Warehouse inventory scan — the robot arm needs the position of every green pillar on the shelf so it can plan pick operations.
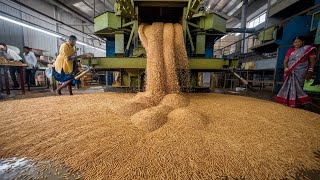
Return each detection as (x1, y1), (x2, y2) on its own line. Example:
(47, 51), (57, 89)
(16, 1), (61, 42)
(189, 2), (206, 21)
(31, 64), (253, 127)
(196, 32), (206, 56)
(115, 31), (124, 57)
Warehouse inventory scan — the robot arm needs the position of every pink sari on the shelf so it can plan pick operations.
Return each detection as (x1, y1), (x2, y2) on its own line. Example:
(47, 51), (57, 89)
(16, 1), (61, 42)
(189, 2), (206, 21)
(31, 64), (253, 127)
(275, 45), (317, 107)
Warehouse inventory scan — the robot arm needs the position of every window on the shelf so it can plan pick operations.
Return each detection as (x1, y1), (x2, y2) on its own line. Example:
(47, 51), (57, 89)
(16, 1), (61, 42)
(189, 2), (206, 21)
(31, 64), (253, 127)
(260, 13), (266, 24)
(247, 11), (266, 28)
(254, 18), (260, 27)
(248, 21), (254, 28)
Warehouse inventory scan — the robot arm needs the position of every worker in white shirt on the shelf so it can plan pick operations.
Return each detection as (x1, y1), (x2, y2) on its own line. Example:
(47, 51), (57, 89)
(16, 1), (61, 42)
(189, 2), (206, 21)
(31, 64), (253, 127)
(23, 46), (37, 86)
(0, 43), (23, 88)
(0, 46), (13, 60)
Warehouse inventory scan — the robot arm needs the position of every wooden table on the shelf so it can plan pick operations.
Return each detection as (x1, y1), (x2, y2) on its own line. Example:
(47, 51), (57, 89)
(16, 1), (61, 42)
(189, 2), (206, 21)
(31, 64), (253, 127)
(0, 63), (27, 95)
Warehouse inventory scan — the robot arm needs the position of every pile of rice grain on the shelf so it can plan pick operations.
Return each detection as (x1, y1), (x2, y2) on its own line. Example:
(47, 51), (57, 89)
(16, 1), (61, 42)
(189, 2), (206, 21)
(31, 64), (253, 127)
(131, 105), (173, 132)
(160, 93), (189, 109)
(167, 108), (207, 130)
(0, 93), (320, 179)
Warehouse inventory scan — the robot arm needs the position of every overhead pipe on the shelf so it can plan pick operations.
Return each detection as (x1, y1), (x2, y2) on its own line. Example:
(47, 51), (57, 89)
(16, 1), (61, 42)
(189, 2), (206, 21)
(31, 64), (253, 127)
(226, 28), (255, 33)
(82, 0), (101, 14)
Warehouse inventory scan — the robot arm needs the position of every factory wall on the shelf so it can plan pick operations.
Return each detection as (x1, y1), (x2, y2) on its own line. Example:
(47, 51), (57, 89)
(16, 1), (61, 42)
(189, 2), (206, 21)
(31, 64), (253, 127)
(0, 0), (105, 58)
(214, 35), (239, 56)
(56, 11), (105, 57)
(0, 0), (58, 57)
(22, 10), (58, 57)
(0, 0), (24, 51)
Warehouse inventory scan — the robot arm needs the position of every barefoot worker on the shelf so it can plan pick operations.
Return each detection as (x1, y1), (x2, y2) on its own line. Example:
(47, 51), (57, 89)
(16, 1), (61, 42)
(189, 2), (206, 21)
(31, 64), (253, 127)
(53, 35), (78, 95)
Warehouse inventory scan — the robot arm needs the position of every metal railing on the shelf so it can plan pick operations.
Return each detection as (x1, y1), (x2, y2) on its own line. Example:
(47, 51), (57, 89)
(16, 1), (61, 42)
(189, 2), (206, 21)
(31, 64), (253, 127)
(214, 33), (261, 58)
(214, 3), (320, 59)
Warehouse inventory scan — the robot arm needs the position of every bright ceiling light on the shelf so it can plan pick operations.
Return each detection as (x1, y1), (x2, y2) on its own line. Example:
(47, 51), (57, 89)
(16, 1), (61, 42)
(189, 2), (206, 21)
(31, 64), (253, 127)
(227, 1), (243, 16)
(0, 15), (62, 38)
(0, 15), (106, 52)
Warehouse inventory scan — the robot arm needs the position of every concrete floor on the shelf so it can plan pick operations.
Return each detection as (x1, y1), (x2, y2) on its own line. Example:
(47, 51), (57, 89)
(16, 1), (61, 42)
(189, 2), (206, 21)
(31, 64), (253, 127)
(0, 157), (82, 179)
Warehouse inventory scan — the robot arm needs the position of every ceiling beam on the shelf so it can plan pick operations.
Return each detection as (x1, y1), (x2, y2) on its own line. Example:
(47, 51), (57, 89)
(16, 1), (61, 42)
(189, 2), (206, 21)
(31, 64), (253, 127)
(222, 0), (241, 13)
(9, 0), (105, 42)
(44, 0), (93, 23)
(65, 0), (82, 5)
(60, 23), (93, 26)
(209, 0), (223, 12)
(95, 0), (114, 11)
(219, 0), (236, 12)
(82, 0), (102, 14)
(213, 0), (228, 12)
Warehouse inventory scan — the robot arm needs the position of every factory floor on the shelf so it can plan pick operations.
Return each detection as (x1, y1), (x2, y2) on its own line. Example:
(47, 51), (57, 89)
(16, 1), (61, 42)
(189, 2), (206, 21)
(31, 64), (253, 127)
(0, 85), (105, 101)
(219, 87), (320, 114)
(0, 85), (319, 179)
(0, 85), (319, 114)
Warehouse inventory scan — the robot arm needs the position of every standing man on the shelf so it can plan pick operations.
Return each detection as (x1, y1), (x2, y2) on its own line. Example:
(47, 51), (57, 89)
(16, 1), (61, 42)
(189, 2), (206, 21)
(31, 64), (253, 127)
(0, 43), (22, 88)
(23, 46), (37, 86)
(53, 35), (78, 95)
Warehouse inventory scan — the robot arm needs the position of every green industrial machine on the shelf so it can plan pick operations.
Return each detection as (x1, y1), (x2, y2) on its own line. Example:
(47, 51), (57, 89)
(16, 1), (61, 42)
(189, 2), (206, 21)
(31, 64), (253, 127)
(83, 0), (237, 88)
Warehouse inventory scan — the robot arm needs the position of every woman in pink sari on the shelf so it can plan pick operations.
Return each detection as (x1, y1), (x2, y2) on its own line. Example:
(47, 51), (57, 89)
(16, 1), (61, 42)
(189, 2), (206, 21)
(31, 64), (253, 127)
(275, 36), (317, 107)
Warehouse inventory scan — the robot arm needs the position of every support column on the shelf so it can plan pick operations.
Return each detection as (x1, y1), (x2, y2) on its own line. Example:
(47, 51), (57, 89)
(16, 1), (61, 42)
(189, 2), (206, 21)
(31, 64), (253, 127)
(241, 0), (248, 53)
(115, 31), (124, 57)
(196, 32), (206, 56)
(134, 7), (139, 48)
(182, 7), (188, 43)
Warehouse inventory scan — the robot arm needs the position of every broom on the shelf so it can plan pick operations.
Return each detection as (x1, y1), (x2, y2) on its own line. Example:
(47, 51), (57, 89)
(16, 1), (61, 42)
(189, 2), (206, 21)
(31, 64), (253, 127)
(228, 67), (256, 92)
(74, 65), (91, 80)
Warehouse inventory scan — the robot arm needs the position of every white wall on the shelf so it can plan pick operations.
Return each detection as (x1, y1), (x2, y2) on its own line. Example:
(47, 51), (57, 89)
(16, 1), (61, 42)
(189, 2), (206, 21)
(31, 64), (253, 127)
(0, 0), (105, 58)
(0, 0), (24, 52)
(22, 10), (58, 56)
